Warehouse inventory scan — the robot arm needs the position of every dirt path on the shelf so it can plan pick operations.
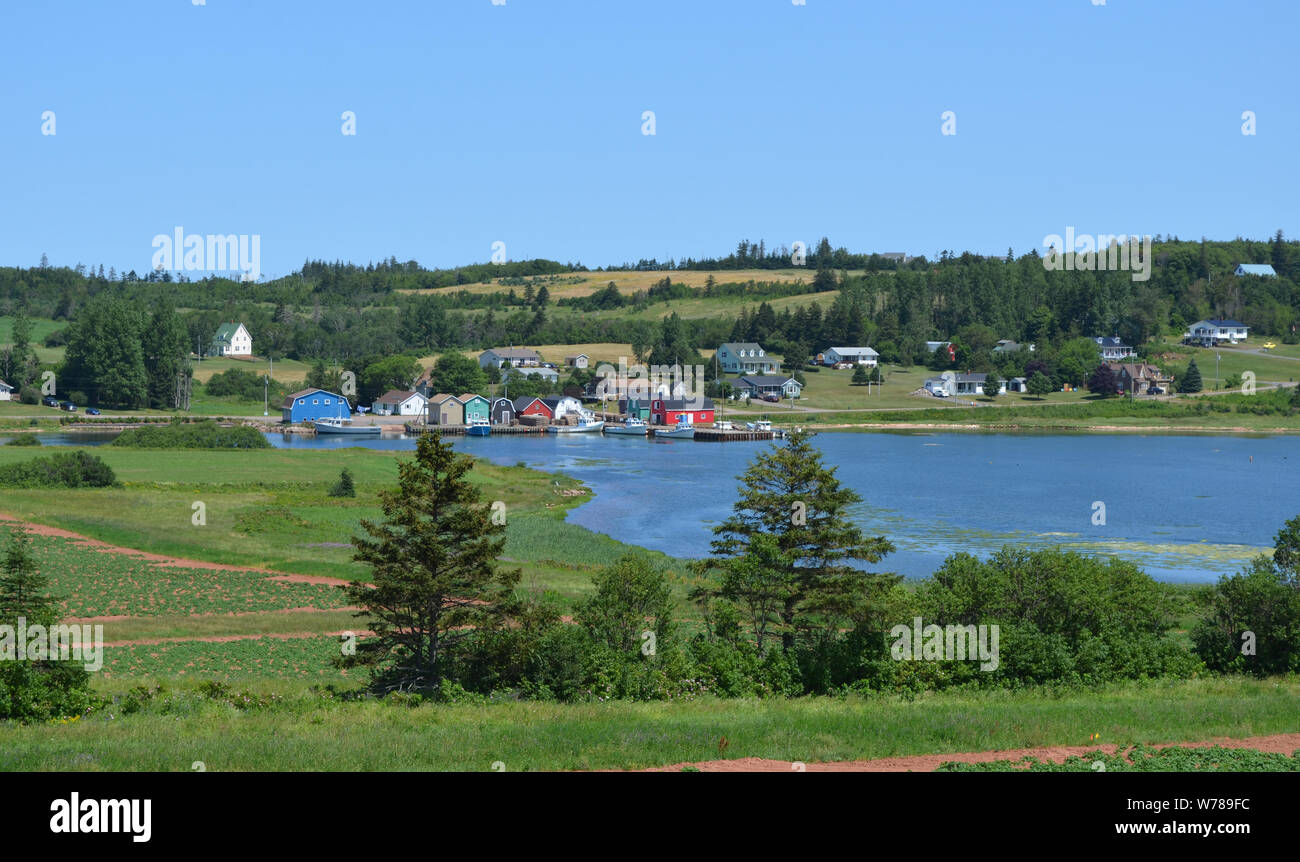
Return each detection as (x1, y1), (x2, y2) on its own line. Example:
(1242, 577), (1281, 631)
(0, 513), (357, 587)
(639, 732), (1300, 771)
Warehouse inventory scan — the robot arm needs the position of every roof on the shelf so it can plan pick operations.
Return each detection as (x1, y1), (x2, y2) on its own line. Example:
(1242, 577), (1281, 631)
(490, 396), (515, 407)
(484, 347), (541, 359)
(1191, 318), (1249, 328)
(826, 346), (879, 356)
(212, 322), (244, 343)
(512, 396), (544, 410)
(1092, 336), (1133, 348)
(955, 373), (988, 383)
(1106, 362), (1164, 378)
(993, 340), (1029, 352)
(720, 342), (765, 353)
(375, 389), (421, 405)
(564, 353), (589, 360)
(738, 375), (798, 387)
(0, 380), (11, 390)
(280, 388), (346, 409)
(458, 393), (487, 402)
(1235, 264), (1277, 277)
(652, 397), (716, 410)
(540, 396), (580, 407)
(427, 393), (459, 404)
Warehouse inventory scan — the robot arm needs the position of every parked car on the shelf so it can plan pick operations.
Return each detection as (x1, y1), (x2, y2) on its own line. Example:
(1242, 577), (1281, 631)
(42, 396), (59, 407)
(86, 407), (101, 415)
(60, 401), (77, 412)
(832, 361), (854, 370)
(763, 394), (781, 403)
(1147, 386), (1165, 395)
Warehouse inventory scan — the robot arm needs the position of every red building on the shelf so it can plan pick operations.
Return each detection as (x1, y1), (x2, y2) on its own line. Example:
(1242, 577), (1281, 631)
(512, 396), (552, 419)
(650, 397), (715, 425)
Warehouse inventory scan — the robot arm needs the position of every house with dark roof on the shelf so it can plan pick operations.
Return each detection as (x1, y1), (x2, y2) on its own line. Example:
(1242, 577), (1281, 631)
(1184, 319), (1249, 347)
(281, 388), (351, 423)
(373, 389), (427, 417)
(512, 396), (551, 420)
(716, 342), (779, 375)
(479, 347), (541, 369)
(209, 322), (252, 357)
(1093, 336), (1136, 361)
(489, 397), (516, 425)
(1105, 362), (1173, 395)
(736, 375), (802, 399)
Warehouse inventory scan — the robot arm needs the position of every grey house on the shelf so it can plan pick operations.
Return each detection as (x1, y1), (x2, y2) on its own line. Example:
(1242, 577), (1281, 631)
(716, 342), (779, 375)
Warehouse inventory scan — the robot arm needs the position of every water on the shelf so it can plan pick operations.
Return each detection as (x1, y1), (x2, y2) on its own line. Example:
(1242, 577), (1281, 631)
(24, 429), (1300, 582)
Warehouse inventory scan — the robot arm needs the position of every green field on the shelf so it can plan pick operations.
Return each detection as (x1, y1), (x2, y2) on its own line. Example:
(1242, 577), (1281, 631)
(0, 675), (1293, 771)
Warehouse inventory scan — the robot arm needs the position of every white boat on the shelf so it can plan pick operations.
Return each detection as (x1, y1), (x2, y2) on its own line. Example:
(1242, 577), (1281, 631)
(655, 420), (696, 439)
(466, 416), (492, 436)
(312, 416), (382, 436)
(713, 420), (733, 431)
(547, 416), (605, 433)
(603, 417), (648, 436)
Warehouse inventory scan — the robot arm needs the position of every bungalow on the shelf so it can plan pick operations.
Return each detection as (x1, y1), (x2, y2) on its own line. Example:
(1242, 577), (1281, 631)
(0, 380), (11, 401)
(650, 396), (716, 426)
(209, 322), (252, 357)
(736, 375), (803, 399)
(1235, 263), (1277, 278)
(1106, 362), (1173, 395)
(993, 340), (1035, 354)
(1184, 319), (1249, 347)
(565, 353), (590, 369)
(504, 365), (559, 384)
(489, 397), (516, 425)
(281, 388), (352, 423)
(460, 394), (490, 424)
(373, 389), (428, 417)
(513, 396), (552, 420)
(928, 373), (1005, 397)
(540, 395), (583, 420)
(1093, 336), (1136, 361)
(427, 394), (464, 426)
(821, 347), (879, 367)
(480, 347), (542, 369)
(716, 342), (779, 375)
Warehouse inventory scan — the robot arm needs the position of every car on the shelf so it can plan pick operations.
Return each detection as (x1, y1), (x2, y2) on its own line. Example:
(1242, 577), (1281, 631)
(60, 401), (77, 412)
(86, 407), (101, 415)
(1147, 386), (1165, 395)
(763, 394), (781, 402)
(42, 396), (59, 407)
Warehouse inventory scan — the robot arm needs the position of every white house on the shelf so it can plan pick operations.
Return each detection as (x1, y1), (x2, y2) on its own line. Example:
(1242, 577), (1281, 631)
(373, 389), (428, 417)
(1093, 336), (1136, 361)
(822, 346), (879, 367)
(540, 395), (583, 419)
(925, 373), (1005, 397)
(480, 347), (542, 369)
(565, 353), (590, 369)
(716, 342), (779, 375)
(504, 366), (559, 384)
(1235, 264), (1277, 278)
(210, 322), (252, 357)
(0, 380), (12, 401)
(1184, 319), (1249, 347)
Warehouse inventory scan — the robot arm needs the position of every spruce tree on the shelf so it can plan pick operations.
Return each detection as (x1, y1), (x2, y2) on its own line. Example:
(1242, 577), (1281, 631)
(344, 434), (520, 693)
(1179, 359), (1204, 393)
(707, 430), (896, 650)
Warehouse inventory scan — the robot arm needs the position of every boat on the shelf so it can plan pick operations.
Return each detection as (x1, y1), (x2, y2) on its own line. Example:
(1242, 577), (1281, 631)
(466, 416), (492, 436)
(655, 420), (696, 439)
(713, 420), (733, 431)
(312, 416), (382, 436)
(603, 417), (648, 436)
(546, 416), (605, 433)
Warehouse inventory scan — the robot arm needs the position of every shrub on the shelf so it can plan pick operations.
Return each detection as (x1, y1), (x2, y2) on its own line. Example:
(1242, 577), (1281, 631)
(329, 468), (356, 498)
(112, 420), (270, 449)
(0, 451), (116, 488)
(4, 435), (39, 446)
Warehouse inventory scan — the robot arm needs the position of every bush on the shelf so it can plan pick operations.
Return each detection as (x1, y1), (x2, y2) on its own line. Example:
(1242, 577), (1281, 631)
(112, 420), (270, 449)
(0, 451), (116, 488)
(329, 468), (356, 497)
(3, 435), (39, 446)
(18, 386), (40, 405)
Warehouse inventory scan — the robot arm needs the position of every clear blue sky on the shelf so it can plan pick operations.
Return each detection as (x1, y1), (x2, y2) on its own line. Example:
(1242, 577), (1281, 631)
(2, 0), (1296, 279)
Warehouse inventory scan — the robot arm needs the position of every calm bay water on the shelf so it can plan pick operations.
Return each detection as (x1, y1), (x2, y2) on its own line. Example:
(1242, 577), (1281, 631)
(22, 429), (1300, 582)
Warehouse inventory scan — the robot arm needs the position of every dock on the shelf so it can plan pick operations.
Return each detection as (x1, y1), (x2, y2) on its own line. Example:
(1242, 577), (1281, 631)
(403, 423), (548, 436)
(693, 428), (776, 442)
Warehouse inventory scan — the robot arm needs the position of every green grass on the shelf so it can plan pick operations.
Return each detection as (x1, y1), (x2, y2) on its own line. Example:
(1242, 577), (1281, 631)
(1, 675), (1294, 771)
(938, 745), (1300, 771)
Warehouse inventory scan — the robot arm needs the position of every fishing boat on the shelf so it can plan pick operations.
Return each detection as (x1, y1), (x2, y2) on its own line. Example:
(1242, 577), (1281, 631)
(655, 419), (696, 439)
(546, 415), (605, 433)
(312, 416), (382, 436)
(466, 416), (492, 436)
(603, 417), (648, 436)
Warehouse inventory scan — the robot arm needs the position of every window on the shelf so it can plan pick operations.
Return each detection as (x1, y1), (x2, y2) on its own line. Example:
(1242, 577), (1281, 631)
(324, 399), (331, 405)
(298, 399), (305, 405)
(312, 399), (319, 405)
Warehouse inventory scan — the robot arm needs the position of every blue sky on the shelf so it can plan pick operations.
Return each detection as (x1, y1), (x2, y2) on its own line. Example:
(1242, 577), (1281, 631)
(2, 0), (1296, 278)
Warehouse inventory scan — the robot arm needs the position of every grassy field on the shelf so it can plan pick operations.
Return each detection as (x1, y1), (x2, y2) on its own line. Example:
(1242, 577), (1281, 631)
(0, 675), (1294, 771)
(398, 268), (834, 299)
(0, 315), (68, 364)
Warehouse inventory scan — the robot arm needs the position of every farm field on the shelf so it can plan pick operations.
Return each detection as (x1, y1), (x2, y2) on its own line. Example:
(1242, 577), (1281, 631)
(398, 268), (839, 299)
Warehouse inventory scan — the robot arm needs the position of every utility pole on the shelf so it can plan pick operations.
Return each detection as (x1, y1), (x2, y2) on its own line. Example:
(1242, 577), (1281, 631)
(264, 356), (272, 417)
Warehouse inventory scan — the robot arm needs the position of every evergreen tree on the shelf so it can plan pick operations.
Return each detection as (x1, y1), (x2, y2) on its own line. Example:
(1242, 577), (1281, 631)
(141, 300), (189, 409)
(61, 296), (148, 408)
(707, 431), (896, 650)
(1178, 358), (1204, 393)
(329, 468), (356, 498)
(343, 434), (521, 693)
(982, 371), (1002, 398)
(851, 364), (870, 386)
